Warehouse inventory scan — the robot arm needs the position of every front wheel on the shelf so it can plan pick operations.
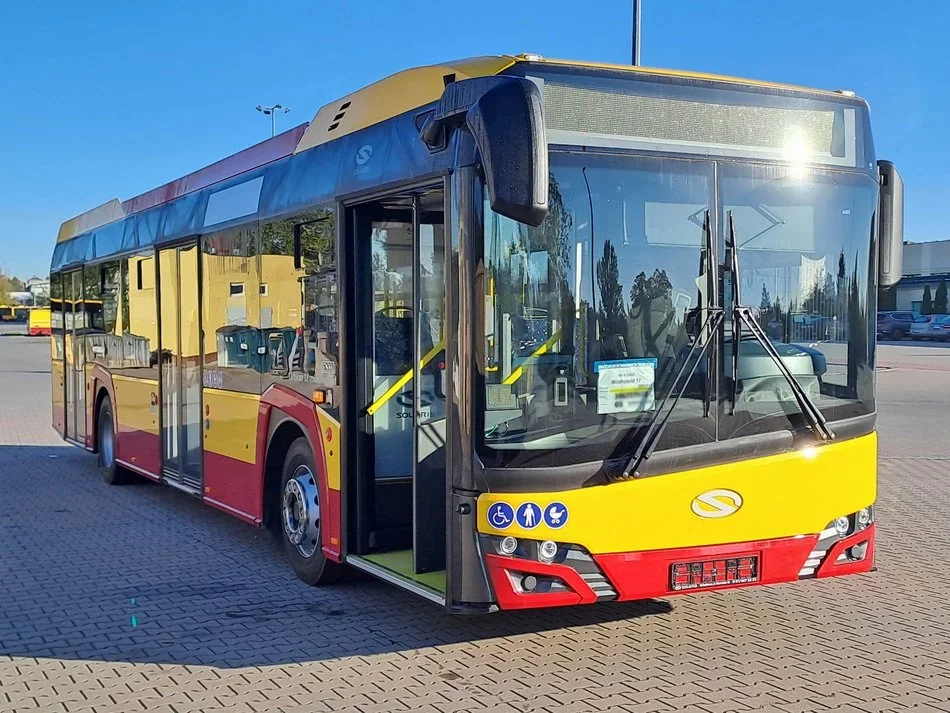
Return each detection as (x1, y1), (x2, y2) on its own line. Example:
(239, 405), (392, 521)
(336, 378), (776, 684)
(97, 398), (128, 485)
(890, 328), (904, 341)
(280, 437), (344, 585)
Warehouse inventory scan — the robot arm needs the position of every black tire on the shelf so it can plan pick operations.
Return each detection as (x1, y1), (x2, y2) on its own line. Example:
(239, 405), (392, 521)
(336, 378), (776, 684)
(279, 437), (344, 585)
(97, 398), (128, 485)
(889, 328), (904, 341)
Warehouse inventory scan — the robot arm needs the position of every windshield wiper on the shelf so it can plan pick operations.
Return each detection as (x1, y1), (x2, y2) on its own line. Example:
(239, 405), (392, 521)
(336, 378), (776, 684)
(608, 211), (723, 480)
(725, 210), (834, 442)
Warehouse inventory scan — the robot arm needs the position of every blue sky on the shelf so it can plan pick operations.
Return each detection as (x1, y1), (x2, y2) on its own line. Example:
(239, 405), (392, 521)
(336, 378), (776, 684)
(0, 0), (946, 278)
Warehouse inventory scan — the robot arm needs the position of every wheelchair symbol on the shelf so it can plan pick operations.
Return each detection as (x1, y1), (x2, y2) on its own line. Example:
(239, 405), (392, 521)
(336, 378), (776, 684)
(489, 502), (514, 530)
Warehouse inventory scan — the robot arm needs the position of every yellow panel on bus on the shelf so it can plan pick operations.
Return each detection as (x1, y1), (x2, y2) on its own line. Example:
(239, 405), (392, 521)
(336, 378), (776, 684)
(477, 433), (877, 554)
(113, 375), (158, 435)
(316, 409), (341, 491)
(203, 388), (260, 464)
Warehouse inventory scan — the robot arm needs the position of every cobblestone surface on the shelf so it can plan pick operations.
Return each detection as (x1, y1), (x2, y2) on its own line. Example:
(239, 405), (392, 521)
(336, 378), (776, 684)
(2, 335), (950, 713)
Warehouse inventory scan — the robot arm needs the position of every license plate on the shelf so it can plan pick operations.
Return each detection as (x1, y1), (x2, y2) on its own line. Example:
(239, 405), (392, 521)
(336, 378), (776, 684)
(670, 555), (759, 591)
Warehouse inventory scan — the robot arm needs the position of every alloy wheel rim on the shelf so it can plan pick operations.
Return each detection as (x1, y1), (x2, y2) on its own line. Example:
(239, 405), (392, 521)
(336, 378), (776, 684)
(282, 465), (320, 558)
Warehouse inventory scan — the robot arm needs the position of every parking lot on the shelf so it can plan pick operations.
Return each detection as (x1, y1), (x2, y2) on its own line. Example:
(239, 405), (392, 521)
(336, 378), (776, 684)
(2, 329), (950, 713)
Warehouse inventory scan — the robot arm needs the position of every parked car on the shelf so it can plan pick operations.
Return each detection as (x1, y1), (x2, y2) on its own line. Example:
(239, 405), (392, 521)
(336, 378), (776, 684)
(910, 314), (950, 341)
(877, 311), (917, 340)
(910, 315), (931, 340)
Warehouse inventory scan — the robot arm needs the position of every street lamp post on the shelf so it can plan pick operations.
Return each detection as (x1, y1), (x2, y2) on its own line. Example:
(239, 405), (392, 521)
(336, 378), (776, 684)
(256, 104), (291, 138)
(632, 0), (641, 66)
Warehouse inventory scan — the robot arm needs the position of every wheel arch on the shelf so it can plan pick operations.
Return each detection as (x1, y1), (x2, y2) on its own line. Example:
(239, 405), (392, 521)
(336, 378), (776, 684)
(90, 367), (117, 455)
(258, 384), (340, 562)
(262, 415), (313, 533)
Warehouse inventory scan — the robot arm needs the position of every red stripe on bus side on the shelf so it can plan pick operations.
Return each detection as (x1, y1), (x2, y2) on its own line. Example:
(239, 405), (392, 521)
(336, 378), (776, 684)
(115, 428), (161, 477)
(203, 450), (263, 523)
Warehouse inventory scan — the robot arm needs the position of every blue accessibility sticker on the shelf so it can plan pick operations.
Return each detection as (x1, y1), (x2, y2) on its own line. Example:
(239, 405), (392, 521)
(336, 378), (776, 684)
(488, 502), (514, 530)
(543, 502), (569, 529)
(516, 502), (542, 530)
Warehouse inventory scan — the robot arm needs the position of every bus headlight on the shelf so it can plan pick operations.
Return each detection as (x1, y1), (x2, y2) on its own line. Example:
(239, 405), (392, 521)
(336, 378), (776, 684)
(499, 536), (518, 555)
(538, 540), (558, 562)
(834, 516), (850, 536)
(857, 507), (872, 528)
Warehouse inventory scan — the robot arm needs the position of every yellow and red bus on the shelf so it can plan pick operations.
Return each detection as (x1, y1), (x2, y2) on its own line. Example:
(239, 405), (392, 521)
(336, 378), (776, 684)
(0, 305), (30, 322)
(50, 54), (903, 612)
(28, 307), (51, 336)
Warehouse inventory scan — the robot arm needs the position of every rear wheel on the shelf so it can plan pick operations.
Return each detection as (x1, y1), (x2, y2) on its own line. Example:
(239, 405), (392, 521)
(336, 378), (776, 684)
(280, 437), (344, 585)
(889, 327), (904, 341)
(97, 398), (128, 485)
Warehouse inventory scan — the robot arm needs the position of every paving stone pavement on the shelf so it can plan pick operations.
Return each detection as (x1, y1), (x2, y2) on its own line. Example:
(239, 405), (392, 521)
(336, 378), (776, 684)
(2, 334), (950, 713)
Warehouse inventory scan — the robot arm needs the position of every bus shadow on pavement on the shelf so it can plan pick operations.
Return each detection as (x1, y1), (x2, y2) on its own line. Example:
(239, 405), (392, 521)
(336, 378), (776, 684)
(0, 444), (673, 669)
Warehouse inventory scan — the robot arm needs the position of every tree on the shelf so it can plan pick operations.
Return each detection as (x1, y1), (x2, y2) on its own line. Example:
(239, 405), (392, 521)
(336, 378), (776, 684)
(0, 271), (13, 304)
(934, 280), (949, 315)
(759, 283), (772, 312)
(878, 285), (898, 311)
(921, 285), (933, 316)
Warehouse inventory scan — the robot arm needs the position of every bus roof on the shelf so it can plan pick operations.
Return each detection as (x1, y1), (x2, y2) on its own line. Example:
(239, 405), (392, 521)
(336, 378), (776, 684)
(56, 53), (857, 246)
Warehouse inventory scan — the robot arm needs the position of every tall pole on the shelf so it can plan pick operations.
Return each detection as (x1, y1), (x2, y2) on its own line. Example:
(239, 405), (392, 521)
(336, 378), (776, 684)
(632, 0), (641, 65)
(256, 104), (290, 138)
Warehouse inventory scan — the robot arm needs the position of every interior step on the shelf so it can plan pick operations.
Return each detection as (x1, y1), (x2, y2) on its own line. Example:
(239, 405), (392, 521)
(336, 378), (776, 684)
(347, 550), (445, 605)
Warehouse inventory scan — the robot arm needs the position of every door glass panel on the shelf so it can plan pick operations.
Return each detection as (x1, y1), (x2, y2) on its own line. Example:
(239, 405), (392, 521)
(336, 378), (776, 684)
(370, 220), (414, 480)
(63, 271), (78, 440)
(72, 271), (86, 441)
(413, 214), (447, 573)
(416, 221), (446, 434)
(159, 245), (203, 488)
(50, 273), (66, 436)
(159, 249), (181, 473)
(178, 246), (202, 483)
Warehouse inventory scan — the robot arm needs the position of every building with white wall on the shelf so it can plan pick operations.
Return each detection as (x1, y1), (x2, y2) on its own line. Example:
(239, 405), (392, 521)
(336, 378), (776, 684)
(894, 240), (950, 312)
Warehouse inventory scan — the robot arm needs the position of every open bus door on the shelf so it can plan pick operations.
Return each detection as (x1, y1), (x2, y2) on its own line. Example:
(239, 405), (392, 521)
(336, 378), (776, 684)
(343, 185), (448, 603)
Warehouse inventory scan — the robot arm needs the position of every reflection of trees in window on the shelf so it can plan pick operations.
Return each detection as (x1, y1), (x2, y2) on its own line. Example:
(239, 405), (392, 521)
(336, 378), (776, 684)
(596, 239), (627, 338)
(120, 261), (129, 335)
(261, 209), (335, 272)
(101, 263), (120, 335)
(82, 265), (103, 333)
(299, 213), (335, 274)
(847, 254), (867, 393)
(529, 177), (575, 353)
(628, 268), (674, 358)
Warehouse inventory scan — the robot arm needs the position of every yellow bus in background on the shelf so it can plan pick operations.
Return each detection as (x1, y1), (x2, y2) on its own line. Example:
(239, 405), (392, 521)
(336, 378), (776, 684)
(0, 305), (30, 322)
(28, 307), (51, 336)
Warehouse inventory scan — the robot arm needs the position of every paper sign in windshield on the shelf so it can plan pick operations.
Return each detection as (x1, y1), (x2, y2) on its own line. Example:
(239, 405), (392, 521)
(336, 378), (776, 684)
(594, 358), (657, 415)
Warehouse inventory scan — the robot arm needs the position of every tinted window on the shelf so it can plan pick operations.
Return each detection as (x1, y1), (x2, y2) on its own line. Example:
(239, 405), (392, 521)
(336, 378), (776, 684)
(259, 207), (339, 410)
(201, 224), (261, 393)
(480, 153), (715, 467)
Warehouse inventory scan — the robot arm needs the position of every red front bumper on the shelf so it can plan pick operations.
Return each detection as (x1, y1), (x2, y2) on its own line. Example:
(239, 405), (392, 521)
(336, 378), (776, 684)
(484, 525), (875, 610)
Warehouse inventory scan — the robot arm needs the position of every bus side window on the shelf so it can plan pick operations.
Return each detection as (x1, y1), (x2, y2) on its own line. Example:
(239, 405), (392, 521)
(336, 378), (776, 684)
(259, 206), (337, 399)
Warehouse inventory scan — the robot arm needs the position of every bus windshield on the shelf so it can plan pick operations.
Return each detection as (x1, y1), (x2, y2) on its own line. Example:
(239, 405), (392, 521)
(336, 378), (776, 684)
(479, 151), (878, 467)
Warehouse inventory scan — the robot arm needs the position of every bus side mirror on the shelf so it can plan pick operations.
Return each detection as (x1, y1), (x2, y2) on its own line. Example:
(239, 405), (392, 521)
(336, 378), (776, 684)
(465, 79), (548, 227)
(421, 76), (549, 227)
(877, 160), (904, 288)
